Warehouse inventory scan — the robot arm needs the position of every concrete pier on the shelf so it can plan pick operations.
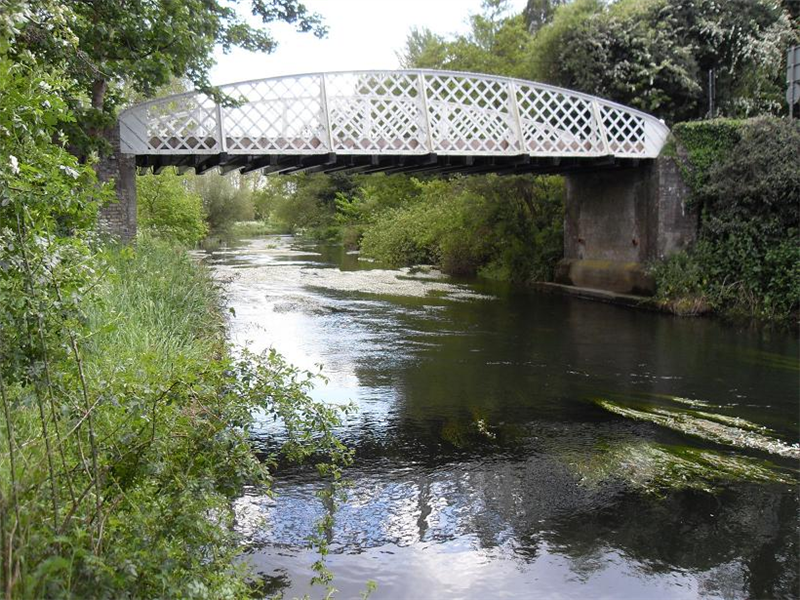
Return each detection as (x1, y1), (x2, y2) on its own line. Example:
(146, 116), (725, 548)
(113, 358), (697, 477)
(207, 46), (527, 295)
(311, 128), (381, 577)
(556, 157), (697, 295)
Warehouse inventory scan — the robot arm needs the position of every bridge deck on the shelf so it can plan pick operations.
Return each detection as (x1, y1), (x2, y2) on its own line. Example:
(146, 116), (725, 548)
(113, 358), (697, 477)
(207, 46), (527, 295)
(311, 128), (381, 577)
(140, 150), (641, 176)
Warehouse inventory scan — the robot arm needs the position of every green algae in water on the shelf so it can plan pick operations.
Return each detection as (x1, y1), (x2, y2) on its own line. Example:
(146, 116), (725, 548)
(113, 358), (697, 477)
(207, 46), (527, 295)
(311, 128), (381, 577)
(669, 396), (719, 409)
(734, 347), (799, 372)
(596, 399), (800, 460)
(567, 441), (795, 494)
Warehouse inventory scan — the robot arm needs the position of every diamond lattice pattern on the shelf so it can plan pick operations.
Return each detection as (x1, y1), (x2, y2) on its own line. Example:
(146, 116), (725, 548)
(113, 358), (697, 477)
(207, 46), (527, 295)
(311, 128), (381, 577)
(423, 75), (519, 154)
(600, 105), (646, 156)
(514, 84), (604, 155)
(325, 72), (426, 153)
(121, 71), (669, 160)
(146, 96), (220, 152)
(222, 75), (326, 153)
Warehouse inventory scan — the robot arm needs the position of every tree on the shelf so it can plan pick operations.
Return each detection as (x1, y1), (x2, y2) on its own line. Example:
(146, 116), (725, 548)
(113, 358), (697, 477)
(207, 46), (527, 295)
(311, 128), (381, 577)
(191, 171), (255, 234)
(524, 0), (797, 122)
(15, 0), (326, 151)
(400, 0), (531, 77)
(398, 27), (449, 69)
(523, 0), (568, 33)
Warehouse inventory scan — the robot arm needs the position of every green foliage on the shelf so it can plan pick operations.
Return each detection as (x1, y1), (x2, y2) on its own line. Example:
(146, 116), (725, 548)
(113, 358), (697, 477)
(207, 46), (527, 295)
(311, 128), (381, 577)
(526, 0), (797, 123)
(405, 0), (795, 124)
(191, 171), (255, 235)
(15, 0), (326, 151)
(671, 119), (745, 197)
(400, 0), (532, 78)
(553, 0), (703, 121)
(1, 236), (352, 598)
(653, 118), (800, 322)
(137, 168), (208, 245)
(700, 118), (800, 239)
(260, 173), (356, 236)
(229, 220), (278, 238)
(525, 0), (604, 87)
(1, 11), (350, 597)
(523, 0), (568, 33)
(359, 175), (565, 282)
(260, 169), (565, 283)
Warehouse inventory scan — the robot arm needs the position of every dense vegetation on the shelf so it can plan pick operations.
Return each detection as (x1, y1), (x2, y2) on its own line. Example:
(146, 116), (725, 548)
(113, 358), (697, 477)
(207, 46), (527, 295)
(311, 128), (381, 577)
(251, 173), (564, 283)
(653, 118), (800, 323)
(0, 2), (350, 597)
(404, 0), (797, 123)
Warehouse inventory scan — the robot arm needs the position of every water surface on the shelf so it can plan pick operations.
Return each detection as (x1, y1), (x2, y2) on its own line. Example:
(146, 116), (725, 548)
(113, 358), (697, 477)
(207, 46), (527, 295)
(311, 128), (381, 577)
(203, 236), (798, 600)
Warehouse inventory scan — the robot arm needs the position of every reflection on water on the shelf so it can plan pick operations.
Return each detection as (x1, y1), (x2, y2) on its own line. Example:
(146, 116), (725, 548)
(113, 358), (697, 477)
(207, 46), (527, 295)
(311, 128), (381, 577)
(202, 236), (799, 600)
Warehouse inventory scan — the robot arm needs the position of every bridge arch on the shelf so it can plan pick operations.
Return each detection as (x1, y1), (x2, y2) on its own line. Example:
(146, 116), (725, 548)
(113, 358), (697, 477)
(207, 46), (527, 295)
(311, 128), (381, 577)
(119, 69), (669, 175)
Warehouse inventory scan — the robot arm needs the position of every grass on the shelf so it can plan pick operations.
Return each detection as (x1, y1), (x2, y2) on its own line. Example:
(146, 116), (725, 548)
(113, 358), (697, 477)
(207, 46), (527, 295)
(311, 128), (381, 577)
(86, 234), (225, 380)
(229, 220), (282, 238)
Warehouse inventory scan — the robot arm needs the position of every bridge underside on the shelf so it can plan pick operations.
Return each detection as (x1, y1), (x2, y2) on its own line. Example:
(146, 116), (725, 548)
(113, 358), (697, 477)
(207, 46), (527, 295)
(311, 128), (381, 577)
(139, 152), (643, 177)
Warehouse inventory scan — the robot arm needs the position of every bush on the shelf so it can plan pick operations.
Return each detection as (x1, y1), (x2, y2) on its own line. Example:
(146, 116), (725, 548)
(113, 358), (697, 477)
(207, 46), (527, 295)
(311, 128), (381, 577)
(359, 175), (564, 282)
(671, 119), (744, 198)
(262, 173), (356, 235)
(137, 168), (208, 245)
(654, 118), (800, 322)
(1, 235), (352, 598)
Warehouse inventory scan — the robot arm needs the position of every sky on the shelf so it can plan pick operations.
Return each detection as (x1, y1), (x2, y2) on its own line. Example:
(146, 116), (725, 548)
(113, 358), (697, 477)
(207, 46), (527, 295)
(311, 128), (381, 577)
(209, 0), (527, 85)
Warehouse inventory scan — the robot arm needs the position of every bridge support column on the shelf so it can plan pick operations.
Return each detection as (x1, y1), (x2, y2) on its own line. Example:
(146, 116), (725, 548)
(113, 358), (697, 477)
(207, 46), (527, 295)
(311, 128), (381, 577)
(555, 157), (696, 295)
(97, 123), (137, 242)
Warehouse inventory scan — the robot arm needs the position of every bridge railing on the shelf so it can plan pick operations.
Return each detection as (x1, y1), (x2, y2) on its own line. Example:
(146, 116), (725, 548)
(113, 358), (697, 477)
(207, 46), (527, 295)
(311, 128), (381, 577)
(119, 70), (669, 160)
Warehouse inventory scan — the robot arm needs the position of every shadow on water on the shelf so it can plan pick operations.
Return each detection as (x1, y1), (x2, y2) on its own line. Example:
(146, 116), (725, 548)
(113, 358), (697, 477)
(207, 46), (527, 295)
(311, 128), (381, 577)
(203, 236), (799, 600)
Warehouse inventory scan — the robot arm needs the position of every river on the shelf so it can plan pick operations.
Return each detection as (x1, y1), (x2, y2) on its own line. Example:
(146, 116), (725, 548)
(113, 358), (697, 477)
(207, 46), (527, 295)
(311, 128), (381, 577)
(202, 235), (798, 600)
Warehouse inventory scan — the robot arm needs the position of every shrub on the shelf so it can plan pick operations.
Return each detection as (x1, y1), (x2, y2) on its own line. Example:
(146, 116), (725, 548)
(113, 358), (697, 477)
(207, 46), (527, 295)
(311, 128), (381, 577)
(1, 235), (352, 598)
(137, 168), (208, 245)
(654, 118), (800, 322)
(671, 119), (745, 199)
(359, 175), (564, 282)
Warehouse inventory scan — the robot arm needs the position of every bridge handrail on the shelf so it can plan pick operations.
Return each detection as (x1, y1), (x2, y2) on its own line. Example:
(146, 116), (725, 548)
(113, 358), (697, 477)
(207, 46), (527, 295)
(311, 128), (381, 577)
(119, 69), (670, 160)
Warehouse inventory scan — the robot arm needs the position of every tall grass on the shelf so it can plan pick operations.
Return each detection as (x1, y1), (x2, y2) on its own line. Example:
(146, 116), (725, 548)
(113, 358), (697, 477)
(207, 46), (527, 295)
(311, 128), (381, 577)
(86, 235), (224, 378)
(1, 232), (352, 598)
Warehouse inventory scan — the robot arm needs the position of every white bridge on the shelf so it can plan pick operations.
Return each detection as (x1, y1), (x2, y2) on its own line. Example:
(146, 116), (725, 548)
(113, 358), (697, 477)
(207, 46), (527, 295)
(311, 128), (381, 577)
(119, 69), (670, 175)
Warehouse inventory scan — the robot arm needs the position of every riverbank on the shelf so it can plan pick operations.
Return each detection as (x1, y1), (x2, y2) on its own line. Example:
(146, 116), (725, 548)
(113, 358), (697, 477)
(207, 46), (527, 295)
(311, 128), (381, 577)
(0, 235), (349, 598)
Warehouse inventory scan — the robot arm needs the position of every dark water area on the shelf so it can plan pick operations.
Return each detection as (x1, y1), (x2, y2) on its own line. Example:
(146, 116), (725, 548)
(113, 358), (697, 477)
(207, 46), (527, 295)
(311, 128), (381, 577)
(200, 236), (799, 600)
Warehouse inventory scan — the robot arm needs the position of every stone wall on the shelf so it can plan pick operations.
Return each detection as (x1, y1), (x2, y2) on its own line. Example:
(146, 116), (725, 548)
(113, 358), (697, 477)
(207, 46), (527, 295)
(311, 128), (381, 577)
(97, 124), (137, 242)
(556, 157), (696, 295)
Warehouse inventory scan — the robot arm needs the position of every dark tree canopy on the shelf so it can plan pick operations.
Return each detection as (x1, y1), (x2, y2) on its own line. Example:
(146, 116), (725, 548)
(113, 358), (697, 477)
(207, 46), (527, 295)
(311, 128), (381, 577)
(523, 0), (567, 33)
(14, 0), (326, 150)
(402, 0), (798, 124)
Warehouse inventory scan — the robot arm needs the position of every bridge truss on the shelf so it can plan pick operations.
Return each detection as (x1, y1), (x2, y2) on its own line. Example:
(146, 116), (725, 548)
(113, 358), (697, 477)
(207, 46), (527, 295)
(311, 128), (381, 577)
(119, 70), (670, 176)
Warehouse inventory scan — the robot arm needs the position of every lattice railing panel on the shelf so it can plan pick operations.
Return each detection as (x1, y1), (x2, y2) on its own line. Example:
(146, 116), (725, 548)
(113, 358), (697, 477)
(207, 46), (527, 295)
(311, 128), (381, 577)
(325, 72), (427, 153)
(423, 74), (520, 154)
(123, 95), (221, 154)
(599, 104), (647, 156)
(119, 70), (670, 160)
(513, 83), (603, 155)
(222, 75), (326, 153)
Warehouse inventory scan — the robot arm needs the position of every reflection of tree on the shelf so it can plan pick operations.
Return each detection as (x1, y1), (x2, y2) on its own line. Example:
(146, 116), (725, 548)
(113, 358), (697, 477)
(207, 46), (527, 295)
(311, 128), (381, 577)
(540, 485), (798, 598)
(246, 243), (800, 597)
